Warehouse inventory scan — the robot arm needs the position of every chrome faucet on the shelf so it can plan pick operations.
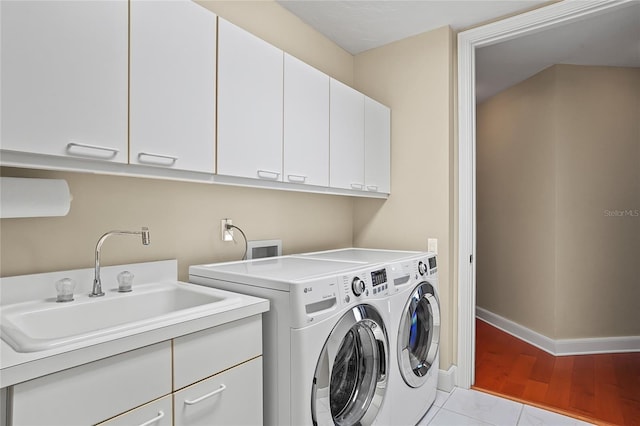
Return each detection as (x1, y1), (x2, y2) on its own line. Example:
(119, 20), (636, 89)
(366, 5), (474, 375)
(90, 227), (150, 297)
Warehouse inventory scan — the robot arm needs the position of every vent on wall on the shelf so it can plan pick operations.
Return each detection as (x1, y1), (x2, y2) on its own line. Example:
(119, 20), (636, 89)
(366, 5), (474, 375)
(246, 239), (282, 260)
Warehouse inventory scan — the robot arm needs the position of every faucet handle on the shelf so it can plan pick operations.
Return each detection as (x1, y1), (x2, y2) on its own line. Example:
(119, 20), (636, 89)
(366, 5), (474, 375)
(117, 271), (134, 293)
(56, 278), (76, 302)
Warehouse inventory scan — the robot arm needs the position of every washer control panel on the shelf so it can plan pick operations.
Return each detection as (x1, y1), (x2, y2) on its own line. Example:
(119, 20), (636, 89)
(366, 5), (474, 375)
(351, 277), (365, 296)
(340, 266), (390, 303)
(418, 261), (428, 276)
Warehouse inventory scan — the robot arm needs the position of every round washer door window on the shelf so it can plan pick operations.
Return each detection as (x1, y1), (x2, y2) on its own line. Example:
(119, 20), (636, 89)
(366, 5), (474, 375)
(311, 304), (388, 426)
(397, 282), (440, 388)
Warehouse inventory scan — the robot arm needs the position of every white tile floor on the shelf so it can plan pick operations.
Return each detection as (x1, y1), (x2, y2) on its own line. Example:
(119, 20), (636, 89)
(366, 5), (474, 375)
(417, 388), (594, 426)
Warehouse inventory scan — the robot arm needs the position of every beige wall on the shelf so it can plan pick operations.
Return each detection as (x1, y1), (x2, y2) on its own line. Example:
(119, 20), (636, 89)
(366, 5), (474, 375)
(0, 168), (354, 280)
(554, 65), (640, 338)
(0, 1), (355, 281)
(476, 68), (558, 337)
(352, 26), (456, 367)
(477, 64), (640, 339)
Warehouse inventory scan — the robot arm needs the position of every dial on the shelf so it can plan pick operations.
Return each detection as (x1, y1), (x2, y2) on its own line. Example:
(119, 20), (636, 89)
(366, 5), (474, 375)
(351, 277), (365, 296)
(418, 261), (428, 276)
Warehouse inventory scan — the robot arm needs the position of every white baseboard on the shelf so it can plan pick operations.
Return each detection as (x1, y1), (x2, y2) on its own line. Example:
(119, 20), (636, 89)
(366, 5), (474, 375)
(438, 365), (456, 392)
(476, 307), (640, 356)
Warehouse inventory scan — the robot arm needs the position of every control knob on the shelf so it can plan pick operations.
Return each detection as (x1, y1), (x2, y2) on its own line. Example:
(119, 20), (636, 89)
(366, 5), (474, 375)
(418, 261), (428, 276)
(351, 277), (365, 296)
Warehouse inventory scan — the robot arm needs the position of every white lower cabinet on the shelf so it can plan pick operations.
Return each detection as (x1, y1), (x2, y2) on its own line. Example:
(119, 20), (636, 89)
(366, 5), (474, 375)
(5, 315), (263, 426)
(174, 357), (262, 426)
(11, 342), (172, 426)
(97, 395), (173, 426)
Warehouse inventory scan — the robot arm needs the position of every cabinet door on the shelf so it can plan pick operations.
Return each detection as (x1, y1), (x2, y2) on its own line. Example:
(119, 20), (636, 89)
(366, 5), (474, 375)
(11, 342), (171, 426)
(329, 79), (365, 190)
(130, 0), (216, 174)
(174, 357), (262, 426)
(1, 1), (128, 162)
(97, 395), (172, 426)
(364, 97), (391, 194)
(283, 54), (329, 186)
(217, 19), (283, 181)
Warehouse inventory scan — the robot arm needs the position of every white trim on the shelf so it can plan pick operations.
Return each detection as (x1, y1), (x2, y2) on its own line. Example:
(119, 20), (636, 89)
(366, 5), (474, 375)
(477, 307), (640, 356)
(555, 336), (640, 356)
(476, 307), (556, 355)
(437, 365), (457, 393)
(456, 0), (636, 389)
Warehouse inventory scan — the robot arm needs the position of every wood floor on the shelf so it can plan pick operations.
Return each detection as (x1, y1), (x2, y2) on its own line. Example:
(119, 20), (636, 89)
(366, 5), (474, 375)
(474, 319), (640, 425)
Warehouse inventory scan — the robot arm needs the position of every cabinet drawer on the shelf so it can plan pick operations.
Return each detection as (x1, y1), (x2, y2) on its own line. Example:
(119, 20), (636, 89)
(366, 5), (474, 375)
(173, 315), (262, 390)
(97, 395), (172, 426)
(11, 341), (171, 426)
(174, 357), (262, 426)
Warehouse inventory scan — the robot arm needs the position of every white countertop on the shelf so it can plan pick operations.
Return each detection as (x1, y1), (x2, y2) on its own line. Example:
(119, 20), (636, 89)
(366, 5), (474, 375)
(0, 260), (269, 388)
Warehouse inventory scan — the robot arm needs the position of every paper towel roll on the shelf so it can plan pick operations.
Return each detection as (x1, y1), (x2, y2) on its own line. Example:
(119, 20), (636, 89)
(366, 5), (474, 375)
(1, 177), (71, 218)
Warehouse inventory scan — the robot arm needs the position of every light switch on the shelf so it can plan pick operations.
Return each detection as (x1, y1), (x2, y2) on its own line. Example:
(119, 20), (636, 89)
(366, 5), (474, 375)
(428, 238), (438, 254)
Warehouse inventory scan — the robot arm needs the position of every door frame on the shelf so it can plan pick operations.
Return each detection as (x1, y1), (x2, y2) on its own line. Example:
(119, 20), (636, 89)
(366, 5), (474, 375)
(455, 0), (634, 388)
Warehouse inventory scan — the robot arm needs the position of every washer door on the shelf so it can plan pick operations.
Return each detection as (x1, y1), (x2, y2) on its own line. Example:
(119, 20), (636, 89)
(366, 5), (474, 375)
(397, 282), (440, 388)
(311, 305), (388, 426)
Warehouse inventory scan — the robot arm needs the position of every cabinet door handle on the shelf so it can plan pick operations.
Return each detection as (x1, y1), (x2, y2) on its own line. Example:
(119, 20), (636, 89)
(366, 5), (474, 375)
(366, 185), (378, 192)
(184, 384), (227, 405)
(66, 142), (119, 158)
(137, 152), (178, 166)
(257, 170), (280, 180)
(137, 410), (165, 426)
(350, 183), (364, 190)
(287, 174), (307, 183)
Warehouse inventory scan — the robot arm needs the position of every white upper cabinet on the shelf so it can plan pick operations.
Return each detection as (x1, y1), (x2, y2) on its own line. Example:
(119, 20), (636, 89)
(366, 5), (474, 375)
(283, 54), (330, 187)
(329, 79), (365, 191)
(217, 19), (284, 181)
(129, 0), (216, 174)
(0, 1), (128, 163)
(364, 97), (391, 194)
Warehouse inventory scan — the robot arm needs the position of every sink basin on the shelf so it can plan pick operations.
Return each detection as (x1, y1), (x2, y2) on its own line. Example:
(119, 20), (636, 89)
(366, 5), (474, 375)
(1, 281), (241, 353)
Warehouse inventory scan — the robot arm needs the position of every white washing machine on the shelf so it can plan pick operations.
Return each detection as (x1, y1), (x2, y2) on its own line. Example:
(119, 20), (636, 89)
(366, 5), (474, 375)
(296, 249), (441, 425)
(189, 256), (394, 426)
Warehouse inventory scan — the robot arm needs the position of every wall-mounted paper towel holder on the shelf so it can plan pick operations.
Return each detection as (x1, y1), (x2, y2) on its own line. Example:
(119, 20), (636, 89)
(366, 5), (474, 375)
(0, 177), (72, 218)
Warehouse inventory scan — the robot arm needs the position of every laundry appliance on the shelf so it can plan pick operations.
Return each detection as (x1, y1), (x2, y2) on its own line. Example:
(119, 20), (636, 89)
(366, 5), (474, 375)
(189, 256), (394, 426)
(296, 249), (441, 425)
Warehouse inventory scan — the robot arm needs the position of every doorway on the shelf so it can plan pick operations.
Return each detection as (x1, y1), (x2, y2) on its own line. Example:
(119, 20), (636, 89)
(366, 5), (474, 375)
(456, 0), (638, 392)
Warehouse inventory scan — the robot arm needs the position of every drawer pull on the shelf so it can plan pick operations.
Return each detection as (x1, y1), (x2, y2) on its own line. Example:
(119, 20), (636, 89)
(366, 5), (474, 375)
(138, 410), (165, 426)
(257, 170), (280, 180)
(287, 174), (307, 183)
(137, 152), (178, 166)
(184, 384), (227, 405)
(366, 185), (378, 192)
(350, 183), (364, 190)
(66, 142), (119, 158)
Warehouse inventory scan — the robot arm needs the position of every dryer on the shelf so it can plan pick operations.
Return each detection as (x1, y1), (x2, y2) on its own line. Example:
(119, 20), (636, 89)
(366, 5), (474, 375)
(386, 253), (440, 425)
(296, 249), (441, 425)
(189, 256), (393, 426)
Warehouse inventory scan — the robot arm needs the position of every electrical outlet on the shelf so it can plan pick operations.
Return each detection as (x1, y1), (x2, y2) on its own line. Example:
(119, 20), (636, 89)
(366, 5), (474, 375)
(428, 238), (438, 254)
(221, 219), (233, 241)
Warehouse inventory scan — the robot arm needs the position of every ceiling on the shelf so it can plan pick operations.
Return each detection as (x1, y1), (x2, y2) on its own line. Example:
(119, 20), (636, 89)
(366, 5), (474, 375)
(277, 0), (547, 54)
(277, 0), (640, 102)
(476, 1), (640, 102)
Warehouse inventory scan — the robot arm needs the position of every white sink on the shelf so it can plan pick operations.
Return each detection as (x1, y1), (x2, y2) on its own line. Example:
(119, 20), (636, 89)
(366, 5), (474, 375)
(1, 281), (242, 353)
